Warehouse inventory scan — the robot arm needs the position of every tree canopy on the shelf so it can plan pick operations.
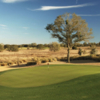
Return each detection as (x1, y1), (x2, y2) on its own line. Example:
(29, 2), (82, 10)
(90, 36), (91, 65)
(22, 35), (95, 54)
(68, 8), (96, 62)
(45, 13), (93, 63)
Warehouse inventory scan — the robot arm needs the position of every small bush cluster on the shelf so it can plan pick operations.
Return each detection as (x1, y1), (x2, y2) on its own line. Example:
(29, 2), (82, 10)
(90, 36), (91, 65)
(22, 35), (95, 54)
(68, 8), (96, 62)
(49, 42), (60, 52)
(0, 44), (4, 52)
(0, 63), (7, 66)
(37, 44), (44, 50)
(90, 48), (97, 55)
(78, 48), (83, 56)
(41, 58), (49, 63)
(8, 45), (19, 52)
(1, 54), (100, 67)
(27, 61), (36, 65)
(72, 46), (77, 50)
(83, 50), (86, 54)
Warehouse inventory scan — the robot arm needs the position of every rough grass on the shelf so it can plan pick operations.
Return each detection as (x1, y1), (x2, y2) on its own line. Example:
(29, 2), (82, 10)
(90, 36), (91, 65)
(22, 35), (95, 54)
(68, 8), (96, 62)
(0, 65), (100, 100)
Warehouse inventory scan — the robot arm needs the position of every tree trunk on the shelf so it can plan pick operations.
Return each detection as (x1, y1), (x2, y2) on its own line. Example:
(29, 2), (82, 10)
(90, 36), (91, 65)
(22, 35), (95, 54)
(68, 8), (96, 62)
(67, 45), (70, 63)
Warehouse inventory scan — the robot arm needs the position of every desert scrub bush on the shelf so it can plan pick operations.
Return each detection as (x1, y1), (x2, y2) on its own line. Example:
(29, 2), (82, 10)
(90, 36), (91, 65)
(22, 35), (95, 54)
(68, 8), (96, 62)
(72, 45), (77, 50)
(59, 57), (67, 61)
(0, 44), (4, 52)
(78, 48), (83, 56)
(27, 61), (36, 65)
(36, 58), (41, 65)
(90, 55), (98, 61)
(16, 59), (24, 64)
(90, 45), (96, 48)
(32, 57), (38, 61)
(0, 63), (7, 66)
(19, 60), (23, 64)
(83, 50), (86, 54)
(27, 47), (30, 50)
(12, 60), (17, 64)
(41, 58), (49, 63)
(70, 56), (78, 61)
(90, 48), (97, 55)
(52, 58), (57, 61)
(56, 57), (61, 61)
(49, 42), (60, 52)
(22, 59), (27, 63)
(49, 58), (53, 62)
(7, 61), (14, 66)
(37, 44), (44, 50)
(8, 45), (19, 52)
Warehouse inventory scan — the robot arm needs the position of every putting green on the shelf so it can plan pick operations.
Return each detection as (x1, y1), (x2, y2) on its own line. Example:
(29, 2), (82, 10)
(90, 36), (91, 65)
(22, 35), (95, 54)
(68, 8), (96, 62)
(0, 64), (100, 88)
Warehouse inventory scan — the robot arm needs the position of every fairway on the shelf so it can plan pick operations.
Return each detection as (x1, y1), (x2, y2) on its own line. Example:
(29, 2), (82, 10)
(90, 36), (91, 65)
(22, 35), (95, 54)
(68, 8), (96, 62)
(0, 64), (100, 100)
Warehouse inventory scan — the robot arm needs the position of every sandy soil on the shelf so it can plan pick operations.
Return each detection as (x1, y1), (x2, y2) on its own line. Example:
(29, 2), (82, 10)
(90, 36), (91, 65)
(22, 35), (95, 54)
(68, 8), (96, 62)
(0, 60), (100, 72)
(0, 66), (17, 72)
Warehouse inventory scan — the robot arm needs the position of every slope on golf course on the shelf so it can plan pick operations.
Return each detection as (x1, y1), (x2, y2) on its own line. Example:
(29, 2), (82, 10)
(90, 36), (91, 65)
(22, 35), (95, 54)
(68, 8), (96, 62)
(0, 64), (100, 100)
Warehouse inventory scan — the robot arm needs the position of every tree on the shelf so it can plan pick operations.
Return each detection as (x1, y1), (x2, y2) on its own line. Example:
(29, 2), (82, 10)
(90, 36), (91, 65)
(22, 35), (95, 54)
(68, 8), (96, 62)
(49, 42), (60, 52)
(37, 44), (44, 50)
(8, 45), (19, 52)
(30, 43), (37, 47)
(90, 46), (97, 55)
(83, 42), (87, 46)
(0, 44), (4, 52)
(72, 45), (77, 50)
(78, 48), (83, 56)
(45, 13), (93, 63)
(4, 44), (11, 49)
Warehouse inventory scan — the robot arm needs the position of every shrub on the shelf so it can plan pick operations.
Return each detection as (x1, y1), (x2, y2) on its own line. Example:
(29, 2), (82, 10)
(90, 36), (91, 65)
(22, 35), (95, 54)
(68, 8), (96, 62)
(90, 48), (97, 55)
(49, 42), (60, 52)
(32, 57), (37, 61)
(27, 61), (36, 65)
(4, 44), (10, 49)
(12, 60), (17, 64)
(19, 60), (23, 63)
(7, 62), (14, 66)
(78, 48), (83, 56)
(0, 63), (7, 66)
(0, 44), (4, 52)
(36, 58), (41, 65)
(83, 50), (86, 54)
(72, 45), (77, 50)
(8, 45), (19, 52)
(53, 58), (57, 61)
(27, 47), (30, 50)
(56, 57), (61, 61)
(60, 57), (67, 61)
(49, 58), (53, 62)
(37, 44), (44, 50)
(22, 59), (27, 63)
(41, 58), (49, 63)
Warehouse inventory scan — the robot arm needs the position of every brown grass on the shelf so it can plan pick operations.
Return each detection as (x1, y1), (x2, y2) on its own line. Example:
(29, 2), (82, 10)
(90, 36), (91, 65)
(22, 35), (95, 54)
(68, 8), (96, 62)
(0, 46), (100, 66)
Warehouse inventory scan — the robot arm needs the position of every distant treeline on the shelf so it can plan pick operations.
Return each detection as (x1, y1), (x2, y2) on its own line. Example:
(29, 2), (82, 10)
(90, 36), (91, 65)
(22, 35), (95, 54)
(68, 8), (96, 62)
(2, 42), (100, 49)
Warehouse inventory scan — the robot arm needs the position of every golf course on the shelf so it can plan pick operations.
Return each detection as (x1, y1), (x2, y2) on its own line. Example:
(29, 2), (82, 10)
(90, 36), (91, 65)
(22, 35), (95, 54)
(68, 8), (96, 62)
(0, 64), (100, 100)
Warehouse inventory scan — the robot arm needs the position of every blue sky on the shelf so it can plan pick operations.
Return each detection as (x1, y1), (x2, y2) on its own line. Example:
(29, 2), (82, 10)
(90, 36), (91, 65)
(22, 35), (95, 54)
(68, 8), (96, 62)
(0, 0), (100, 44)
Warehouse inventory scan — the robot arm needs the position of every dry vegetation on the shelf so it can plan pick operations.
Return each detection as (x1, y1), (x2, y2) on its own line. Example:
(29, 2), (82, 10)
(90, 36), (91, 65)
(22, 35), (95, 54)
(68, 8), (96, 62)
(0, 46), (100, 67)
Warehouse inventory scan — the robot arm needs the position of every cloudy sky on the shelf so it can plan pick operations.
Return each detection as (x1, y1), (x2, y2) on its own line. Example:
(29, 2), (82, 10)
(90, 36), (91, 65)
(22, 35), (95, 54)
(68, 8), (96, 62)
(0, 0), (100, 44)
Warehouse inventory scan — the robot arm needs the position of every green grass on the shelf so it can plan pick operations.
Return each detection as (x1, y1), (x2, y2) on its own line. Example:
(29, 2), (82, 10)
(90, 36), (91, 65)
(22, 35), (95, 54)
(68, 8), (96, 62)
(0, 64), (100, 100)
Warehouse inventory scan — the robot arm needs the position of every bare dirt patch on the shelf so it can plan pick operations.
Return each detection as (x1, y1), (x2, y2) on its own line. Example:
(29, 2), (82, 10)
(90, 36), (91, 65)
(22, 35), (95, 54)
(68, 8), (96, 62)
(0, 66), (17, 72)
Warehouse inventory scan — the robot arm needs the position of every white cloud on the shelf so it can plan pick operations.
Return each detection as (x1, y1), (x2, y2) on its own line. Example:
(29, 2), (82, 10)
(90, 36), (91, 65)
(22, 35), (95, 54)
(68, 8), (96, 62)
(1, 0), (28, 3)
(23, 27), (29, 30)
(78, 14), (100, 16)
(0, 24), (8, 30)
(0, 24), (6, 27)
(28, 3), (95, 11)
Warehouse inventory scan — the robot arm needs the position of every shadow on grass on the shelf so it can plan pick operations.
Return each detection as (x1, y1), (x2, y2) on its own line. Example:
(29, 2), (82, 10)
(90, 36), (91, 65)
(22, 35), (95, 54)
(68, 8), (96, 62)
(0, 73), (100, 100)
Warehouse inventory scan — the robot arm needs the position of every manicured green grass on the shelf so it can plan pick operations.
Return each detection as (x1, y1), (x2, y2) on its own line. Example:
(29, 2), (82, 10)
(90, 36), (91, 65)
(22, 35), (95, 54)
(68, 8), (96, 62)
(0, 64), (100, 100)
